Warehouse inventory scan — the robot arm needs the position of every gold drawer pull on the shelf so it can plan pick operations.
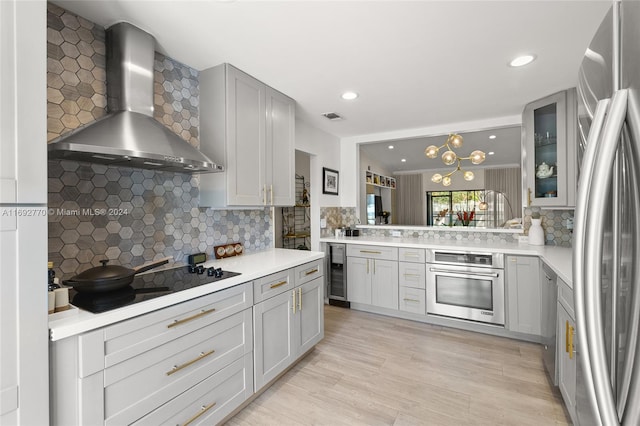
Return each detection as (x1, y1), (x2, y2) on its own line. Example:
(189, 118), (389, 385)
(292, 290), (296, 314)
(181, 401), (217, 426)
(298, 287), (302, 310)
(270, 280), (288, 289)
(403, 298), (420, 303)
(403, 273), (421, 278)
(168, 308), (216, 328)
(569, 325), (575, 360)
(305, 268), (319, 276)
(166, 349), (216, 376)
(360, 250), (381, 254)
(404, 253), (420, 257)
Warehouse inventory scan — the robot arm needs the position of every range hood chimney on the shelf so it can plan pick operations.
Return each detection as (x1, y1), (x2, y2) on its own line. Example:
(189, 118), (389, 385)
(48, 22), (223, 173)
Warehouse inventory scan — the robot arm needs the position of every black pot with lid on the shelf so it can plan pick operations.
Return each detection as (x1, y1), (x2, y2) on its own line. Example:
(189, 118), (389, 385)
(63, 258), (170, 293)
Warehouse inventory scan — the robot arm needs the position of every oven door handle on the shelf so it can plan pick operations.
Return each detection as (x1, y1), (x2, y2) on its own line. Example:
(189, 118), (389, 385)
(428, 267), (500, 278)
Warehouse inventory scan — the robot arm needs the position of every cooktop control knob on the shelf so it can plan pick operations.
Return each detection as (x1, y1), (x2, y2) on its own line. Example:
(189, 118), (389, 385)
(188, 264), (197, 273)
(214, 268), (223, 278)
(207, 267), (215, 276)
(196, 265), (205, 274)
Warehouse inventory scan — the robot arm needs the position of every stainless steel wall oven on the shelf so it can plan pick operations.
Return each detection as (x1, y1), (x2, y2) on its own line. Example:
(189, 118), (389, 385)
(426, 250), (505, 326)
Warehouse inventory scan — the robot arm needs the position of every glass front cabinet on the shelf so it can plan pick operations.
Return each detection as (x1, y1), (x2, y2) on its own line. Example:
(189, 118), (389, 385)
(522, 89), (577, 208)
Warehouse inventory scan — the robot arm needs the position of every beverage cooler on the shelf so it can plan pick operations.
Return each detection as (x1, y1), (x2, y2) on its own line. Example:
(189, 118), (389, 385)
(327, 243), (350, 308)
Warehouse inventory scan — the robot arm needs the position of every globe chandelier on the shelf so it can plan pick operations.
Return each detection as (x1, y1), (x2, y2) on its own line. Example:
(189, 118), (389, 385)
(425, 133), (486, 186)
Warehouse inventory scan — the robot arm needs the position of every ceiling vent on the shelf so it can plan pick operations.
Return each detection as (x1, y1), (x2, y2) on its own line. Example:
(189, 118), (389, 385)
(322, 112), (343, 121)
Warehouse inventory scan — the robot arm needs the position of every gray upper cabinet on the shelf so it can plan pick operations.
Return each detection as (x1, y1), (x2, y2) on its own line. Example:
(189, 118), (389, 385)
(199, 64), (295, 207)
(522, 88), (577, 208)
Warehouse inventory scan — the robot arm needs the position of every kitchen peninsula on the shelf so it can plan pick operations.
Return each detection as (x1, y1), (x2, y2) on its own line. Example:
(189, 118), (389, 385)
(321, 232), (571, 339)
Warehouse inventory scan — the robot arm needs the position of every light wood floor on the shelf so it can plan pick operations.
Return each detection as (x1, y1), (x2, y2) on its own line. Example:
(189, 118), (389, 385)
(225, 305), (570, 425)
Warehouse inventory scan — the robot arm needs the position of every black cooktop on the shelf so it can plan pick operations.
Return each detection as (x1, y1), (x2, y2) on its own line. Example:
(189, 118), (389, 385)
(70, 266), (241, 313)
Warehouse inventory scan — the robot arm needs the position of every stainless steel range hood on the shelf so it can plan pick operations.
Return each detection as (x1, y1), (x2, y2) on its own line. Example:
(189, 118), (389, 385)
(48, 22), (223, 173)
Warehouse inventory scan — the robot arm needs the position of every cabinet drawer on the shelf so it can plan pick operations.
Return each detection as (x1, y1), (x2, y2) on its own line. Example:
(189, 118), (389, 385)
(104, 309), (252, 426)
(398, 248), (426, 263)
(294, 259), (324, 286)
(132, 353), (253, 426)
(399, 287), (426, 315)
(104, 283), (252, 368)
(399, 262), (426, 289)
(347, 244), (398, 261)
(253, 269), (294, 303)
(558, 277), (574, 319)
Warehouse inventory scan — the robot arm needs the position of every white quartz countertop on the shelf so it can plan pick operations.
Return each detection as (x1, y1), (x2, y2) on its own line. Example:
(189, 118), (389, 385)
(320, 236), (572, 286)
(49, 248), (324, 341)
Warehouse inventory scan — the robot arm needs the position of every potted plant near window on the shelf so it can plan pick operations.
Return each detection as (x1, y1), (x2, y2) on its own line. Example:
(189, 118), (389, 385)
(456, 210), (475, 226)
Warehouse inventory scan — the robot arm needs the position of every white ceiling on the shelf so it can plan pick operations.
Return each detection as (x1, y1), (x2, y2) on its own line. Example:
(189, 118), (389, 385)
(53, 0), (610, 166)
(360, 125), (521, 173)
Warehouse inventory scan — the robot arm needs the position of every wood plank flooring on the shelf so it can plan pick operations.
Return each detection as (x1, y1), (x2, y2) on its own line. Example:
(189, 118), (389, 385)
(225, 306), (570, 425)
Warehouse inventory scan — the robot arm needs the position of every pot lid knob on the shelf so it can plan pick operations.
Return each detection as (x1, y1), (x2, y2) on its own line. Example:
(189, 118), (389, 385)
(100, 259), (109, 267)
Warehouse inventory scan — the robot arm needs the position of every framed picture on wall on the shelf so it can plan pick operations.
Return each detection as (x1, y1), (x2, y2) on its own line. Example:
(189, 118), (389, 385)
(322, 167), (339, 195)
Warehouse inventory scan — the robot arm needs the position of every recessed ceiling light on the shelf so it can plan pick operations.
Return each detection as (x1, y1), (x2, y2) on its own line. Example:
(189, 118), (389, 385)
(488, 151), (495, 155)
(509, 54), (536, 67)
(401, 158), (406, 162)
(341, 91), (359, 100)
(388, 145), (394, 149)
(489, 135), (496, 139)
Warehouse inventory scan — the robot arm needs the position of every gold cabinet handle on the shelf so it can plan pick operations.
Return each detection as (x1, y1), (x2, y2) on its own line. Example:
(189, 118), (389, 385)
(270, 280), (288, 289)
(166, 349), (216, 376)
(568, 323), (575, 360)
(403, 298), (420, 302)
(298, 287), (302, 310)
(565, 320), (569, 353)
(181, 401), (217, 426)
(403, 273), (421, 278)
(404, 253), (420, 257)
(366, 259), (369, 274)
(270, 184), (273, 205)
(373, 260), (376, 274)
(360, 250), (382, 254)
(168, 308), (216, 328)
(292, 290), (296, 314)
(305, 268), (318, 276)
(528, 188), (532, 206)
(263, 185), (267, 205)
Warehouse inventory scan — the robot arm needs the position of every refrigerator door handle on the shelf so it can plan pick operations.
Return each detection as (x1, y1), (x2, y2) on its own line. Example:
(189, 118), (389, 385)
(617, 90), (640, 425)
(575, 96), (611, 426)
(581, 89), (629, 426)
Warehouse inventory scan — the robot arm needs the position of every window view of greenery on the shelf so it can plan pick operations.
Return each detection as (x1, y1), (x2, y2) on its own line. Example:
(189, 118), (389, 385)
(426, 190), (486, 227)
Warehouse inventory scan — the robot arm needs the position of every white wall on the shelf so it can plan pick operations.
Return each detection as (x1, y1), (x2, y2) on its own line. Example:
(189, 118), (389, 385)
(295, 118), (340, 250)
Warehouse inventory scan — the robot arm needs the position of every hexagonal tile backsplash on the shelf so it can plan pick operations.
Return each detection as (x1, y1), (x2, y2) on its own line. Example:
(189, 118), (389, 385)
(47, 3), (272, 278)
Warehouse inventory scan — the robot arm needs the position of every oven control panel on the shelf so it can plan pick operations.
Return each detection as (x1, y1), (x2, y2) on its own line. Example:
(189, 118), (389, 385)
(429, 250), (504, 269)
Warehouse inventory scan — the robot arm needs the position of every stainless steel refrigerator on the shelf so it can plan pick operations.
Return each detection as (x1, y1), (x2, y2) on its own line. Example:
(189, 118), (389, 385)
(575, 1), (640, 424)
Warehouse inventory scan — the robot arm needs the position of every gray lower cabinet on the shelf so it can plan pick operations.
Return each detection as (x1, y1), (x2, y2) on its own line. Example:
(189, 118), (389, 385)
(347, 256), (399, 310)
(50, 259), (325, 426)
(557, 277), (577, 423)
(253, 260), (324, 392)
(50, 283), (254, 425)
(506, 255), (541, 335)
(252, 288), (295, 391)
(398, 261), (426, 315)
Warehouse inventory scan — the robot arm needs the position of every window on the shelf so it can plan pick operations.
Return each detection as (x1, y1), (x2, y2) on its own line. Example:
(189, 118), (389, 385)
(426, 190), (486, 227)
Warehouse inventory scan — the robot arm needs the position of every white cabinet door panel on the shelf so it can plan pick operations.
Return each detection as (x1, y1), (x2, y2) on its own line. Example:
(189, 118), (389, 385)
(347, 257), (371, 304)
(253, 290), (294, 391)
(297, 278), (324, 355)
(371, 259), (399, 310)
(226, 66), (266, 205)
